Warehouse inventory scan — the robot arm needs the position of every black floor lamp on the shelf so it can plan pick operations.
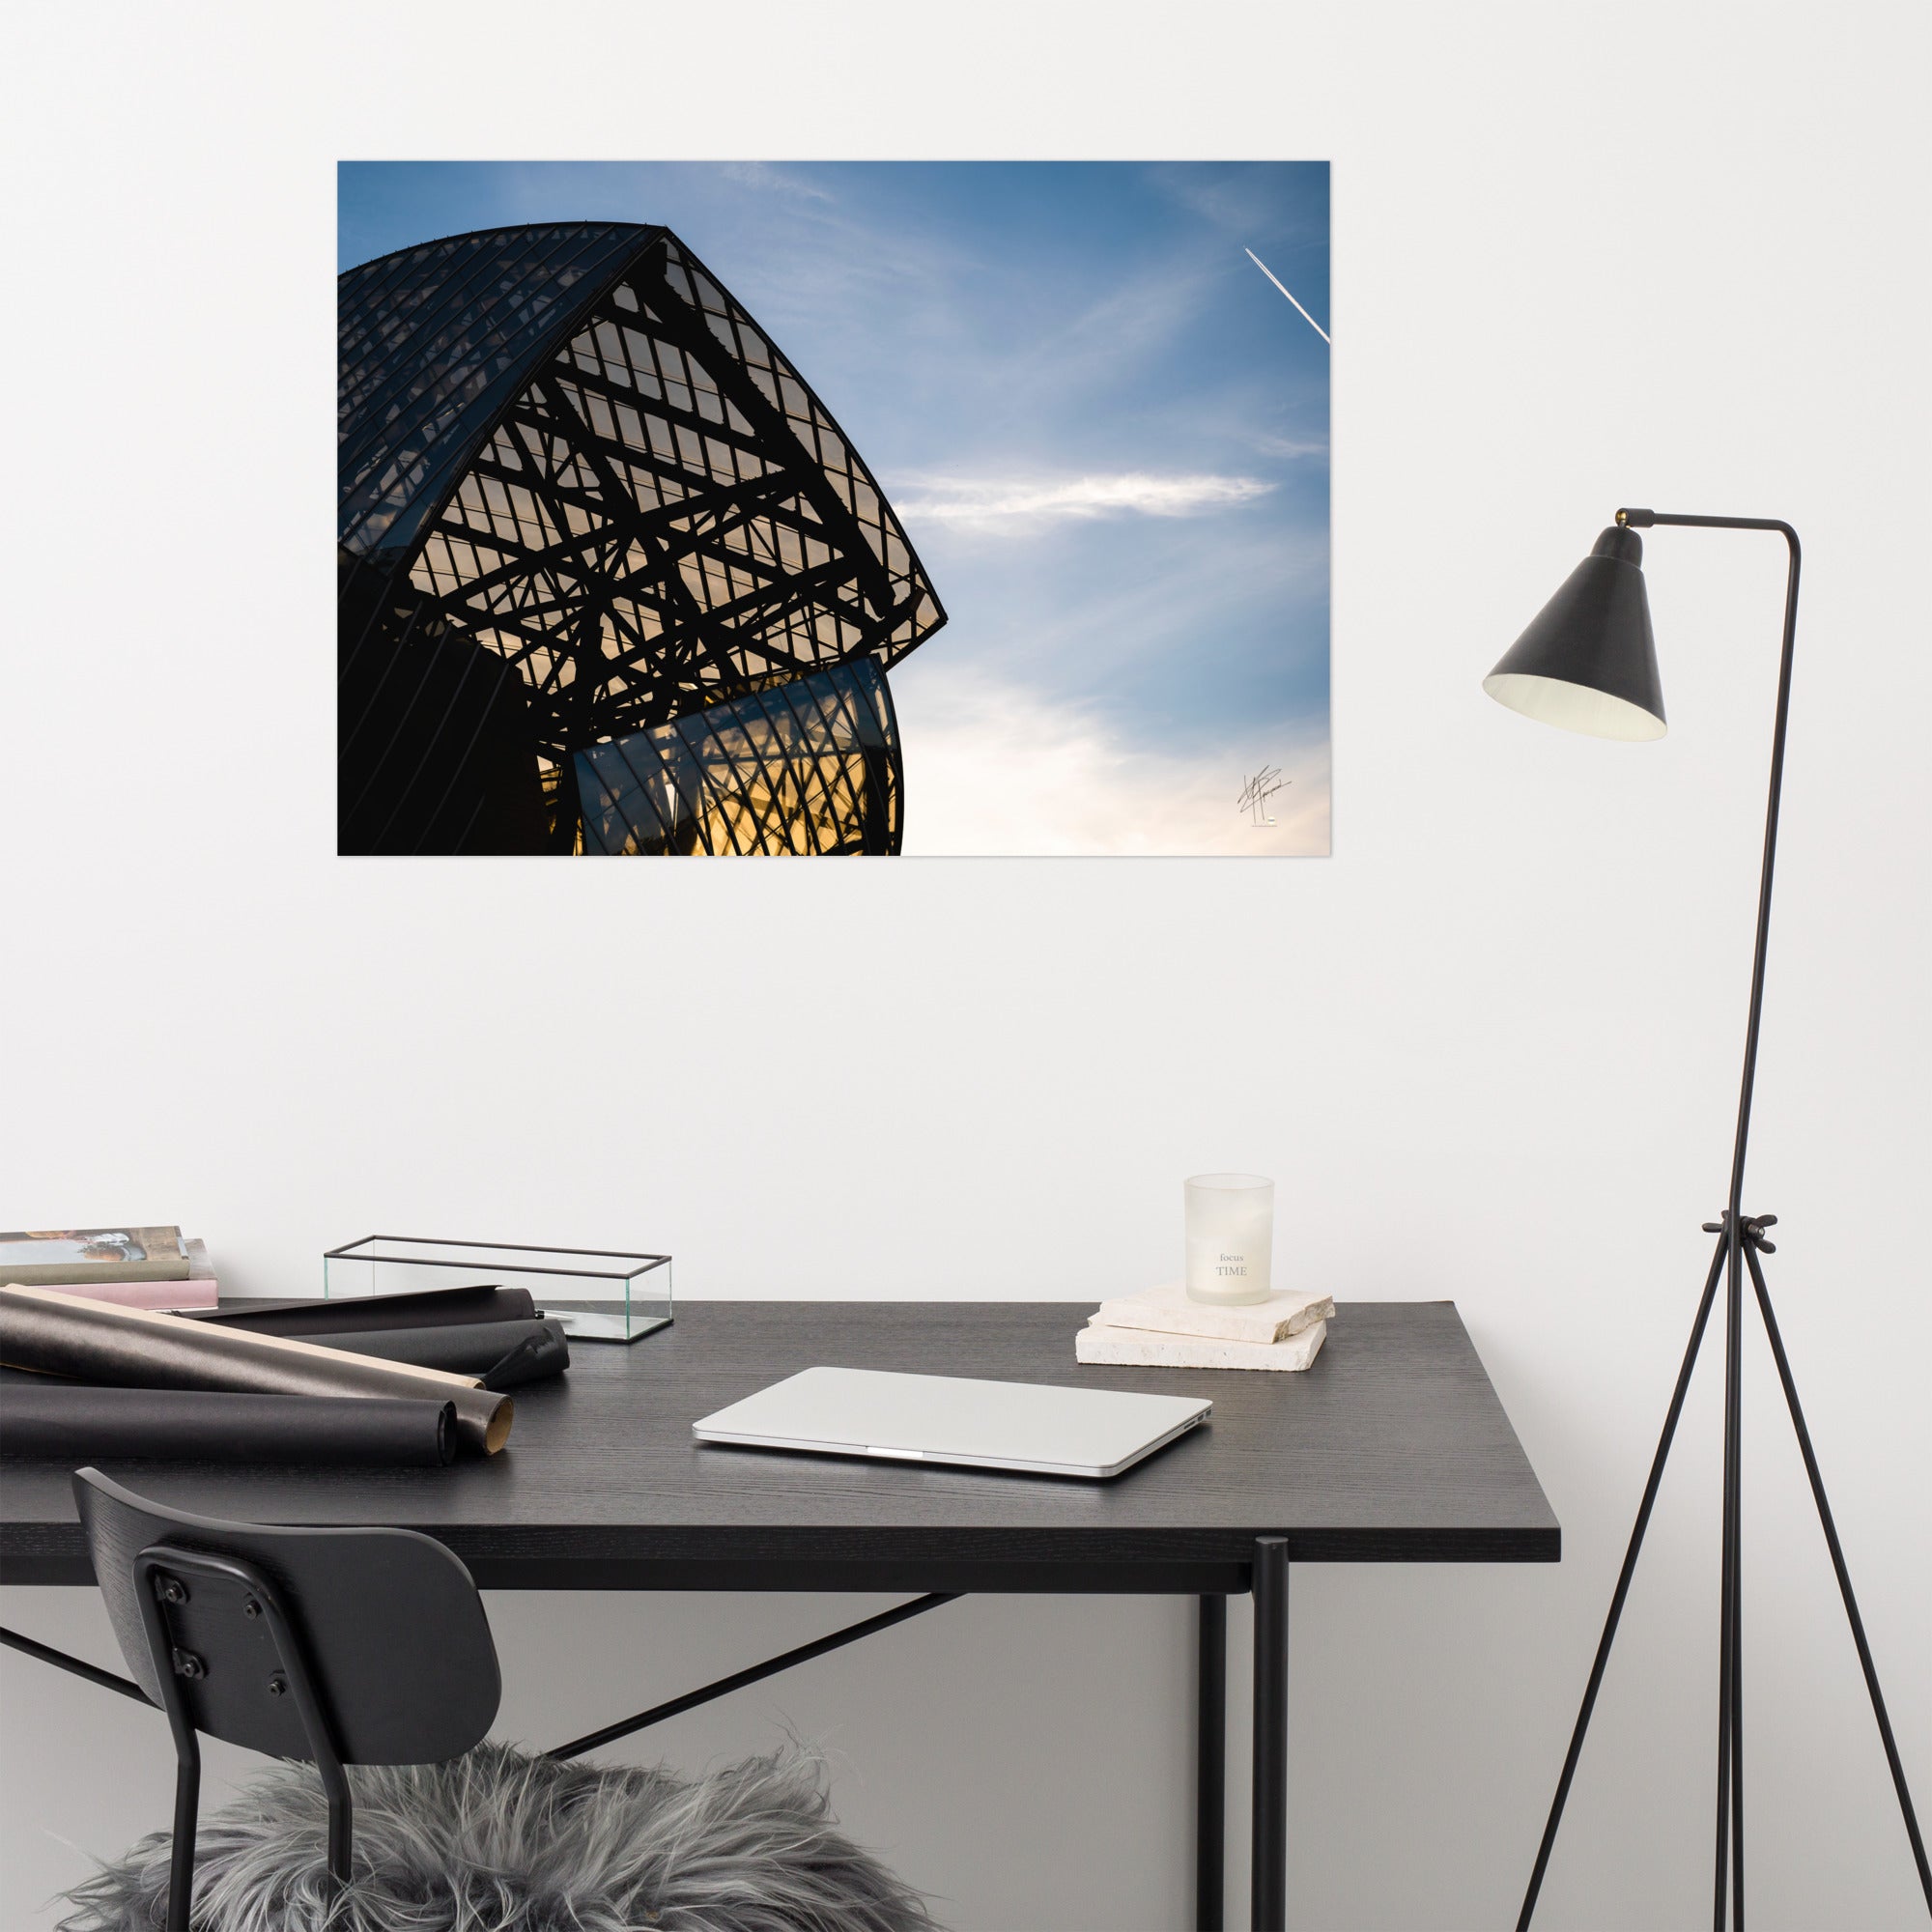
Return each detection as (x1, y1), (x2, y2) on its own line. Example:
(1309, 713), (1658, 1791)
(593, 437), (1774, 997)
(1484, 510), (1931, 1930)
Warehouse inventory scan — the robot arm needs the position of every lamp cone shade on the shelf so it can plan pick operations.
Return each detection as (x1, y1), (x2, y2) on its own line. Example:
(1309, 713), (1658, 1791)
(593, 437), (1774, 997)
(1485, 526), (1667, 740)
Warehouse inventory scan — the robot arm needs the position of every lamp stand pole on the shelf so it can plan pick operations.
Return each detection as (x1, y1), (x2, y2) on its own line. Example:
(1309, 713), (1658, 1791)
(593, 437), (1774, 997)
(1517, 513), (1931, 1931)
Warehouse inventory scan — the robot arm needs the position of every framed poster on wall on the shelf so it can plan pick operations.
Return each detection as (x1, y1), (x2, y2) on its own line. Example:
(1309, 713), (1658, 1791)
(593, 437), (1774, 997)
(338, 161), (1329, 857)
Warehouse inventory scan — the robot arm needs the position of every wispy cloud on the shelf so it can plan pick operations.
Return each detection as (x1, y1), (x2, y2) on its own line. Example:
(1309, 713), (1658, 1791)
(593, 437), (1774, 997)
(1249, 433), (1328, 461)
(1145, 161), (1321, 244)
(714, 161), (837, 203)
(895, 471), (1275, 529)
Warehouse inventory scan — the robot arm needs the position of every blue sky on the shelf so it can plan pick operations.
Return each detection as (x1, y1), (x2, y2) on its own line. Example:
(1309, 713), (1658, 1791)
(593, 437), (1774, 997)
(339, 162), (1330, 853)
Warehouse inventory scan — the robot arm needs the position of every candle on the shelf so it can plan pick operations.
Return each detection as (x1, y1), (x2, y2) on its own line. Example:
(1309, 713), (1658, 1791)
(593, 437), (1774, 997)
(1184, 1174), (1275, 1305)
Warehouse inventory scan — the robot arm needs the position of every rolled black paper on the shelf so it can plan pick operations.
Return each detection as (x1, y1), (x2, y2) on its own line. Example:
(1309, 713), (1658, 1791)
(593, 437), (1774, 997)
(480, 1335), (551, 1392)
(307, 1318), (568, 1385)
(0, 1286), (513, 1456)
(0, 1385), (456, 1466)
(186, 1284), (538, 1335)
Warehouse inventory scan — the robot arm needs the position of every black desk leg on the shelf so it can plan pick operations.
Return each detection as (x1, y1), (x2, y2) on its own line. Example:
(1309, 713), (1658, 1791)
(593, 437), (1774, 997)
(1252, 1537), (1291, 1932)
(1197, 1594), (1227, 1931)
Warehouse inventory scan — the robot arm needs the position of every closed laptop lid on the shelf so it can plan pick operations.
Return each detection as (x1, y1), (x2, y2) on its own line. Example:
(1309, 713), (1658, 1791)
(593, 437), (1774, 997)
(693, 1366), (1210, 1478)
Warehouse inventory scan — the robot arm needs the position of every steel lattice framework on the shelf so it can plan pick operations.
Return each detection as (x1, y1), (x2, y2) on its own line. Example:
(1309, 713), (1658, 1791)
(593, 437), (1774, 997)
(337, 222), (946, 854)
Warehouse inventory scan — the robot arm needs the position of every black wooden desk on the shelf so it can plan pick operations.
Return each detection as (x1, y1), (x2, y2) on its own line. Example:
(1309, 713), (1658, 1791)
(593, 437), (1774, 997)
(0, 1300), (1558, 1929)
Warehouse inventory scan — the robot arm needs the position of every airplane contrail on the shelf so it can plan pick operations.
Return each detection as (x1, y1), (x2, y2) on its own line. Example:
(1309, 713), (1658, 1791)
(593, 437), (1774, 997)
(1245, 247), (1330, 345)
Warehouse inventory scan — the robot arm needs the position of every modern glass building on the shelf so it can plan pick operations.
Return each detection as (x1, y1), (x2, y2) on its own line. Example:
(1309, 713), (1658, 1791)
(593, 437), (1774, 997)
(338, 223), (946, 854)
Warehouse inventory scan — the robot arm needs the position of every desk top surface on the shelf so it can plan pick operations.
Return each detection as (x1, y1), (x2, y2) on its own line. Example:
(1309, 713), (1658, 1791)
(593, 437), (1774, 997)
(0, 1301), (1558, 1591)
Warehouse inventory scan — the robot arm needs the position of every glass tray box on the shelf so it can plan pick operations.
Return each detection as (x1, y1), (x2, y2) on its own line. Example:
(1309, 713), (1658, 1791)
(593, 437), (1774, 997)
(323, 1237), (671, 1343)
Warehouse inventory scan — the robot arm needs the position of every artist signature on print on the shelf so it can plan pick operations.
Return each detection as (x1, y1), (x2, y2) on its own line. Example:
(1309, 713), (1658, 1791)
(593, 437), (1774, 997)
(1237, 766), (1288, 826)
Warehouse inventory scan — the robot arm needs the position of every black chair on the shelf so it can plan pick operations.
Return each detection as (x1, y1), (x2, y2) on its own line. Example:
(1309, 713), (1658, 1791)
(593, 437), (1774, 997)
(73, 1466), (501, 1932)
(70, 1468), (933, 1932)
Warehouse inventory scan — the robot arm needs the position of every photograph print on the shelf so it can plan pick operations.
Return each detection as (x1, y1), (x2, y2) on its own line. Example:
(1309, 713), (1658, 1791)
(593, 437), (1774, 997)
(338, 161), (1330, 857)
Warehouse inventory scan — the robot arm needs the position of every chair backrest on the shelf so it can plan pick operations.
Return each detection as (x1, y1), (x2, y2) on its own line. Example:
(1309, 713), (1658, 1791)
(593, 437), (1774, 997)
(74, 1468), (500, 1766)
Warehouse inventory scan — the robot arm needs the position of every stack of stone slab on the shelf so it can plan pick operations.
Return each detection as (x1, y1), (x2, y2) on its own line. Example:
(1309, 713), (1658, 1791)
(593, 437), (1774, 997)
(1074, 1280), (1332, 1371)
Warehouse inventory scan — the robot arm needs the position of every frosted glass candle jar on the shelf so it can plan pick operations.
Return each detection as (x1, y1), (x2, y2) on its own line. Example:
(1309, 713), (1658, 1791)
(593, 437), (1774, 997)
(1184, 1173), (1275, 1305)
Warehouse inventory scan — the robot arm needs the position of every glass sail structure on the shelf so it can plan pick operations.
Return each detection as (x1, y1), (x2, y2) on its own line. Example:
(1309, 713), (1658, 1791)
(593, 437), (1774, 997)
(576, 658), (901, 856)
(338, 222), (945, 854)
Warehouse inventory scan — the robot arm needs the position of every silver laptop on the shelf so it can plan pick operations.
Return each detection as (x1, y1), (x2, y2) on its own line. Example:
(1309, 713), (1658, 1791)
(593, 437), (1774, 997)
(692, 1366), (1211, 1480)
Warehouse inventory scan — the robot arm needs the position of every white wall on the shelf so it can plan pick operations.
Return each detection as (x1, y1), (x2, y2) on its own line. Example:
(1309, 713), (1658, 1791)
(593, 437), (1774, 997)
(3, 4), (1927, 1926)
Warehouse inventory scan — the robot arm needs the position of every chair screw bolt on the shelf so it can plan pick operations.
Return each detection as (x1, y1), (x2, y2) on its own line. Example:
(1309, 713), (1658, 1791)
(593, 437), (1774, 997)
(267, 1672), (288, 1697)
(242, 1598), (262, 1619)
(171, 1649), (205, 1680)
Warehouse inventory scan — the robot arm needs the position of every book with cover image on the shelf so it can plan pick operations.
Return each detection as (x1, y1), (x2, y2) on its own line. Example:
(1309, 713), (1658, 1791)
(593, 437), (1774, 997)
(0, 1228), (189, 1285)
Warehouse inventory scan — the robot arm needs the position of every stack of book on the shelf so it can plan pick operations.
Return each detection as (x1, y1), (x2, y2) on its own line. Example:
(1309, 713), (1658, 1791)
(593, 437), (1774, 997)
(1075, 1279), (1333, 1371)
(0, 1227), (216, 1310)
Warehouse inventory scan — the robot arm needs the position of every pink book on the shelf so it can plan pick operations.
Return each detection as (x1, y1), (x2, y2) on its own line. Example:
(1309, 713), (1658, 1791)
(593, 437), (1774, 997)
(36, 1277), (220, 1312)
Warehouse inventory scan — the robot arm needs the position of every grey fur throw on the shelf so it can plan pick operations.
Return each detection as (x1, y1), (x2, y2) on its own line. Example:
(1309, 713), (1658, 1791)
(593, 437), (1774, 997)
(58, 1741), (938, 1932)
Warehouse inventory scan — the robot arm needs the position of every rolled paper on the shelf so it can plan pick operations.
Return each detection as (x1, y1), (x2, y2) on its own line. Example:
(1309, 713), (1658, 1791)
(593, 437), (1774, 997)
(0, 1385), (456, 1467)
(185, 1283), (537, 1335)
(0, 1285), (513, 1456)
(306, 1318), (568, 1385)
(479, 1334), (553, 1392)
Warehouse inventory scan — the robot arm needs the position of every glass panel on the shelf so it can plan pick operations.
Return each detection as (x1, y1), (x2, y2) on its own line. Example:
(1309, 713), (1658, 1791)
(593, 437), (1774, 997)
(577, 657), (901, 857)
